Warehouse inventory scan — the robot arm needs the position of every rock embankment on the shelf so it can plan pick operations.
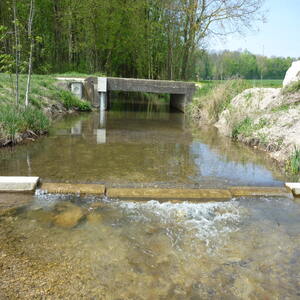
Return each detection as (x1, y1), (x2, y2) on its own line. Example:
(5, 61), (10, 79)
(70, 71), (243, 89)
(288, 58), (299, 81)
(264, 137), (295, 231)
(215, 87), (300, 166)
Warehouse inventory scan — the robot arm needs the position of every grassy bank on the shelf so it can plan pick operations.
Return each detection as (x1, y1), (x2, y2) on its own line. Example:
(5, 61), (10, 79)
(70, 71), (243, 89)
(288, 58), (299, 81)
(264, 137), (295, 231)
(0, 73), (92, 146)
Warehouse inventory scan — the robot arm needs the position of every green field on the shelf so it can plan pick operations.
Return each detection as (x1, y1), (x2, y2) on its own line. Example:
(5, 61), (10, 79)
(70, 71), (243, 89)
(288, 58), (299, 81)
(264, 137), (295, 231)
(196, 79), (283, 88)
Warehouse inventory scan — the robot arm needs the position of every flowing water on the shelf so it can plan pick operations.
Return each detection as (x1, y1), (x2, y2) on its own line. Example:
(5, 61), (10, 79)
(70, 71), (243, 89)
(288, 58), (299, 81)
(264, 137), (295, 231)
(0, 97), (299, 299)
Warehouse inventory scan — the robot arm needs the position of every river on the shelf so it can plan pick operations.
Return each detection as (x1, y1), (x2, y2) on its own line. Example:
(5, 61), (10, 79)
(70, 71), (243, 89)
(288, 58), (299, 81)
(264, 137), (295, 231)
(0, 97), (299, 298)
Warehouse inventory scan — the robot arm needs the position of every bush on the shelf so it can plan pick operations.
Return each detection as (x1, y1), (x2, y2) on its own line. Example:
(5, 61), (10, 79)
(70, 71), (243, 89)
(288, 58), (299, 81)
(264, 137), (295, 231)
(59, 90), (92, 111)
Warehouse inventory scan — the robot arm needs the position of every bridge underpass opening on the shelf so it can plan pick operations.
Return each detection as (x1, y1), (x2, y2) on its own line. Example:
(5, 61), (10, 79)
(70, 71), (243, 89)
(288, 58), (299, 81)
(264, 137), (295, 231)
(108, 91), (181, 113)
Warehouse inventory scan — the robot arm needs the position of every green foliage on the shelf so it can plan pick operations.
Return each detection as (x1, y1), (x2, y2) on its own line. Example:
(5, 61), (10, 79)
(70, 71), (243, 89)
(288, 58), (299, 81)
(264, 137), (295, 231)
(232, 117), (253, 139)
(287, 147), (300, 175)
(58, 90), (92, 111)
(282, 80), (300, 94)
(271, 104), (291, 113)
(195, 49), (294, 81)
(232, 117), (268, 139)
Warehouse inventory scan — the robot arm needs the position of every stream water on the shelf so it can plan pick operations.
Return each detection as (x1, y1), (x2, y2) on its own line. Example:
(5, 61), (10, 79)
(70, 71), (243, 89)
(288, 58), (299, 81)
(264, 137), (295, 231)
(0, 98), (299, 299)
(0, 100), (287, 186)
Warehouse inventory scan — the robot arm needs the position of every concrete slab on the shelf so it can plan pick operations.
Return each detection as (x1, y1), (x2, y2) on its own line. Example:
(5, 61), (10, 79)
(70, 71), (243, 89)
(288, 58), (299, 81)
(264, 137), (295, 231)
(106, 188), (232, 202)
(294, 188), (300, 196)
(40, 183), (105, 196)
(0, 177), (39, 192)
(229, 187), (293, 198)
(56, 77), (85, 82)
(285, 183), (300, 197)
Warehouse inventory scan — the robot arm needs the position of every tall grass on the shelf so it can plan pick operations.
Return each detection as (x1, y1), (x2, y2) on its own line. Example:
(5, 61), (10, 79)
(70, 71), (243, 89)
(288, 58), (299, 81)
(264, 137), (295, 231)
(0, 105), (50, 144)
(189, 79), (250, 123)
(288, 147), (300, 175)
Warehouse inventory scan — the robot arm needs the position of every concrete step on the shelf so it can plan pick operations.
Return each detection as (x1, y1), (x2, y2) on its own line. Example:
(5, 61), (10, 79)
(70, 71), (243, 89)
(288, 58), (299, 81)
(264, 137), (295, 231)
(106, 188), (232, 202)
(40, 183), (105, 196)
(1, 178), (295, 201)
(285, 183), (300, 197)
(0, 177), (39, 192)
(229, 187), (293, 198)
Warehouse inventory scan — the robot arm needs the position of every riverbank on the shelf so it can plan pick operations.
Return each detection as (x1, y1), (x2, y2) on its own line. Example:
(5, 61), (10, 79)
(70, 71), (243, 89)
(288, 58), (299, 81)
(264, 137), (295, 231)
(189, 79), (300, 178)
(0, 74), (91, 147)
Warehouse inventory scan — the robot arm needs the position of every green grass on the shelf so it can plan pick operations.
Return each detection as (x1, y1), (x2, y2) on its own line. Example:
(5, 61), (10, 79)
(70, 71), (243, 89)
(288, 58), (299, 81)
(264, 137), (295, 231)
(0, 73), (92, 145)
(287, 147), (300, 175)
(232, 117), (268, 139)
(52, 71), (106, 77)
(197, 79), (283, 89)
(0, 104), (50, 144)
(58, 90), (92, 111)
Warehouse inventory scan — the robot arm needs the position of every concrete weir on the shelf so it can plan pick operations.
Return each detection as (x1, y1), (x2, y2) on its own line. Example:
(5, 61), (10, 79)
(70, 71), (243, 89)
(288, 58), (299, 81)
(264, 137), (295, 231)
(84, 77), (196, 112)
(285, 183), (300, 197)
(0, 177), (39, 192)
(0, 177), (297, 201)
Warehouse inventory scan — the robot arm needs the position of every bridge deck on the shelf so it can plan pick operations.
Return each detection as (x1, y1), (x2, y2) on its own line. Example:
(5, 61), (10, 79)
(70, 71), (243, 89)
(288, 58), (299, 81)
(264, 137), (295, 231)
(106, 77), (195, 95)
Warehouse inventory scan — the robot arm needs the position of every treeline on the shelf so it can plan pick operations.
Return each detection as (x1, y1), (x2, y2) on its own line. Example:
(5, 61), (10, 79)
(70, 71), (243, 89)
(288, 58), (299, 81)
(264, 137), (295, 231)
(1, 0), (268, 80)
(192, 50), (298, 80)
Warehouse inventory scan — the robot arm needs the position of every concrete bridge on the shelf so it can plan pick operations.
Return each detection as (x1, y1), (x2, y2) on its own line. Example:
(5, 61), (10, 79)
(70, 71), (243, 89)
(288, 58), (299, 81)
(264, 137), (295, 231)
(81, 77), (196, 112)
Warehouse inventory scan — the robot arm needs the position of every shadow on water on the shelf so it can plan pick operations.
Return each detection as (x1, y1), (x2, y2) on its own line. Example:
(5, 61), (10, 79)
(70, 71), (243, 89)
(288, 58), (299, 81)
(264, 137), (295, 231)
(0, 94), (288, 186)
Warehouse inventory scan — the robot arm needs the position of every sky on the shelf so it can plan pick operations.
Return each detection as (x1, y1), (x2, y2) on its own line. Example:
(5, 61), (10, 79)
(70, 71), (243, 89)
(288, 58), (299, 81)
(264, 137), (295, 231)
(211, 0), (300, 58)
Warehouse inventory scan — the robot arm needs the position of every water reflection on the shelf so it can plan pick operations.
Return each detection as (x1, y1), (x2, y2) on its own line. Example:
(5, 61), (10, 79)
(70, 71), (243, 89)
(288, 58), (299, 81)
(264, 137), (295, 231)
(0, 98), (288, 186)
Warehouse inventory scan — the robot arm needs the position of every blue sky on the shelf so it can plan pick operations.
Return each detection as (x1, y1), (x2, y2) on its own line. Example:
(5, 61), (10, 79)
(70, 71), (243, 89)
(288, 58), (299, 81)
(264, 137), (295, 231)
(212, 0), (300, 58)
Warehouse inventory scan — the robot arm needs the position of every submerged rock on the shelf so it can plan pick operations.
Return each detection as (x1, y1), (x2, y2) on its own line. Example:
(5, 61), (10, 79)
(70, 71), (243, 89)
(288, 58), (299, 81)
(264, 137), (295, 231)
(86, 212), (103, 224)
(53, 202), (85, 228)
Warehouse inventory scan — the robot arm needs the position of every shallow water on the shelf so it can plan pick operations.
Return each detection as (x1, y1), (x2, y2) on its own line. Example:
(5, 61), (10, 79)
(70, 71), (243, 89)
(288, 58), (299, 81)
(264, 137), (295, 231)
(0, 98), (298, 298)
(1, 194), (300, 298)
(0, 100), (287, 187)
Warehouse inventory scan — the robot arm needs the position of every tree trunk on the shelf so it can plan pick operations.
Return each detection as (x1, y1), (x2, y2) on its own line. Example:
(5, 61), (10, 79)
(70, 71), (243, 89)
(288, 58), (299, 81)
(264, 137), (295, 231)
(25, 0), (35, 107)
(13, 0), (20, 106)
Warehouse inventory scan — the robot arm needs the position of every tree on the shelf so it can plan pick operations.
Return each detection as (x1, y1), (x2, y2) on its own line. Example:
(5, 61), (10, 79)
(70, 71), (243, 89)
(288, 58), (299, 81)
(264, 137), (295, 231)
(178, 0), (265, 79)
